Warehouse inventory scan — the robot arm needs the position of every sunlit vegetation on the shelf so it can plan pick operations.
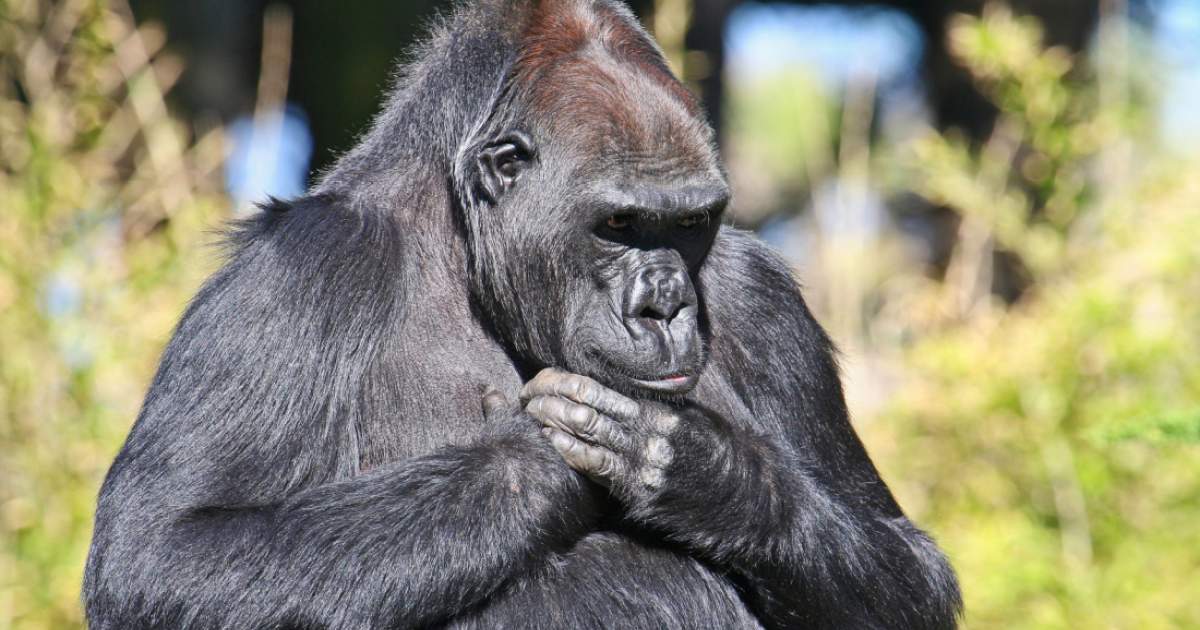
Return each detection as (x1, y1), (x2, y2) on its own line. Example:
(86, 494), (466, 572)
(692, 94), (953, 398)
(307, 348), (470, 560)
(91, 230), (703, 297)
(0, 1), (227, 626)
(875, 9), (1200, 627)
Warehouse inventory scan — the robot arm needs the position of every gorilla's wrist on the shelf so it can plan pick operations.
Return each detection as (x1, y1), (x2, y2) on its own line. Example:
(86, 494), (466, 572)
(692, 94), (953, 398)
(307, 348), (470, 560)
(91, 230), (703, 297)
(667, 405), (736, 476)
(484, 429), (603, 530)
(643, 406), (777, 520)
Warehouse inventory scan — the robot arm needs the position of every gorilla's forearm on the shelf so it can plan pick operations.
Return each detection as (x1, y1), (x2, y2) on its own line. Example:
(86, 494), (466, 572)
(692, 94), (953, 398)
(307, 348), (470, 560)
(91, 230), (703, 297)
(84, 429), (597, 630)
(639, 408), (960, 630)
(519, 368), (958, 628)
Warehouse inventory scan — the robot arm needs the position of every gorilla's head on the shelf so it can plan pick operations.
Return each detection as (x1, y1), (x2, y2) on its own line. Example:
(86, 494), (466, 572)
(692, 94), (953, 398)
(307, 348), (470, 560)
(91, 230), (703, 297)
(456, 0), (728, 397)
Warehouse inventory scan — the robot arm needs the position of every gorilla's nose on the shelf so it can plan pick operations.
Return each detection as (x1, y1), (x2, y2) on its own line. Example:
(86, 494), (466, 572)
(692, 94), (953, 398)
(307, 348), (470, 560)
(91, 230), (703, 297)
(626, 265), (695, 325)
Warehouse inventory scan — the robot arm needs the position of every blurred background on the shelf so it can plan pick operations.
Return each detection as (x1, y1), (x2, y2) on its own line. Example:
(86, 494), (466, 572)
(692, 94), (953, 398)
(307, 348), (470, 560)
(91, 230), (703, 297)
(1, 0), (1198, 627)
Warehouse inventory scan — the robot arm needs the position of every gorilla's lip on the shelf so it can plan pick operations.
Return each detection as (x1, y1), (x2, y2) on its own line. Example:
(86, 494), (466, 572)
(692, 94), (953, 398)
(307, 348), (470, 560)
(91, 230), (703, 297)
(631, 372), (698, 394)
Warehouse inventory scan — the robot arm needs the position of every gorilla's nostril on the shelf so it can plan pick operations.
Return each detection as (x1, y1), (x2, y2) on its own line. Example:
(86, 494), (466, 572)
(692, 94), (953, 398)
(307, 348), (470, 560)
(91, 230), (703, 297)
(638, 306), (665, 321)
(637, 302), (684, 323)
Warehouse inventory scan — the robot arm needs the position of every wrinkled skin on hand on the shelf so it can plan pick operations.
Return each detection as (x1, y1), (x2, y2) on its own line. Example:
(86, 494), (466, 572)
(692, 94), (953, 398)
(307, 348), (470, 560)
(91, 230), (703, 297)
(520, 368), (684, 505)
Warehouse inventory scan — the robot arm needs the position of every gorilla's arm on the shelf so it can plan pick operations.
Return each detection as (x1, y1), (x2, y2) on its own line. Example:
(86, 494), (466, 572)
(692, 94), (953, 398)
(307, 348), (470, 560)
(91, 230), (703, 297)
(522, 230), (961, 630)
(83, 203), (596, 629)
(636, 406), (960, 630)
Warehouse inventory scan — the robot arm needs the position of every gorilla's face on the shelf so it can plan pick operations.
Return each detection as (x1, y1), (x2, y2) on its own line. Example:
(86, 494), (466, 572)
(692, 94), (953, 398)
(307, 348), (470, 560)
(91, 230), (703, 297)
(475, 153), (727, 396)
(464, 38), (727, 397)
(555, 173), (727, 396)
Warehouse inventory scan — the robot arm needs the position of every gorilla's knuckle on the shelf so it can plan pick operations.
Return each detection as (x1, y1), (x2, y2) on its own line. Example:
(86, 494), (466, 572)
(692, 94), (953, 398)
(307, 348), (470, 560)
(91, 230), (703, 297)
(570, 378), (590, 401)
(539, 396), (561, 413)
(638, 466), (666, 490)
(626, 401), (645, 421)
(613, 430), (635, 454)
(653, 409), (680, 434)
(562, 437), (584, 456)
(564, 403), (585, 421)
(596, 452), (619, 477)
(526, 369), (556, 393)
(585, 409), (602, 432)
(645, 436), (673, 467)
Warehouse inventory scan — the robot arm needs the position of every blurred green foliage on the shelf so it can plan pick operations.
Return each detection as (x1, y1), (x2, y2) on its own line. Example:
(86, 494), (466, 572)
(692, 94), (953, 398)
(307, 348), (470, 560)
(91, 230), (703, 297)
(1, 2), (1197, 629)
(870, 6), (1200, 629)
(0, 1), (226, 626)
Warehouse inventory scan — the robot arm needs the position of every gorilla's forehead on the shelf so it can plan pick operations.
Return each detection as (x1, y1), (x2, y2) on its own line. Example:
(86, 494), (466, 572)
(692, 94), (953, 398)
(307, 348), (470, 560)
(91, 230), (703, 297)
(513, 0), (717, 174)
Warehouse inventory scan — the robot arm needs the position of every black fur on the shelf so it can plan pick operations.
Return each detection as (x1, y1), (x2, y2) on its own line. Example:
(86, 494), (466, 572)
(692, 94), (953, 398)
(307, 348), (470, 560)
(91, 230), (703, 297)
(84, 1), (961, 628)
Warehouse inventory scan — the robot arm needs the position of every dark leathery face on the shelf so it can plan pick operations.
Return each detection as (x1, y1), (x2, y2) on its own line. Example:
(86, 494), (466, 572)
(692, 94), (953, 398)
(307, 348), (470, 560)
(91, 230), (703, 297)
(464, 0), (728, 397)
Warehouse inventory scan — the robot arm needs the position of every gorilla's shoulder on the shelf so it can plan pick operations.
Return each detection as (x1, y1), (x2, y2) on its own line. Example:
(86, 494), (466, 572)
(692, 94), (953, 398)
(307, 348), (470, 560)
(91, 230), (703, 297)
(198, 193), (406, 320)
(222, 194), (401, 259)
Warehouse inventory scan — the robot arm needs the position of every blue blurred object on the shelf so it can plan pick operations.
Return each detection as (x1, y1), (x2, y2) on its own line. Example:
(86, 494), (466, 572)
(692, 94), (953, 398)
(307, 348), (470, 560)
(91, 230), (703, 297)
(43, 272), (81, 319)
(224, 104), (313, 213)
(1156, 0), (1200, 149)
(725, 2), (923, 88)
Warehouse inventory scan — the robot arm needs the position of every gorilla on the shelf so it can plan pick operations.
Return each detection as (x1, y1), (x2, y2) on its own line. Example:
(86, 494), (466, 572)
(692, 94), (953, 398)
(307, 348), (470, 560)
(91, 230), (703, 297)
(84, 1), (960, 628)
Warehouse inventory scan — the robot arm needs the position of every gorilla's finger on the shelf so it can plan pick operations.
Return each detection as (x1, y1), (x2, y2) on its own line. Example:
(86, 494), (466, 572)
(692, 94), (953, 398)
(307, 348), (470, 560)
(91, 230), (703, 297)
(522, 368), (640, 421)
(543, 428), (622, 481)
(525, 396), (571, 433)
(527, 396), (593, 438)
(525, 395), (631, 451)
(518, 368), (568, 402)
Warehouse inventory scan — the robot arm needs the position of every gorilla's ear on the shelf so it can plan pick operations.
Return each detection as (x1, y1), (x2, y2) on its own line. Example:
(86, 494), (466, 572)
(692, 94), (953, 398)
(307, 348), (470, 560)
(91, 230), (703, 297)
(476, 131), (536, 204)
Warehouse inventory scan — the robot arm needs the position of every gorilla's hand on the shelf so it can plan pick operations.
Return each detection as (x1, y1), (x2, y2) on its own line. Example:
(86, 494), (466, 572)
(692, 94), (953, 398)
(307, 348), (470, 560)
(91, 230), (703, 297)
(520, 368), (682, 503)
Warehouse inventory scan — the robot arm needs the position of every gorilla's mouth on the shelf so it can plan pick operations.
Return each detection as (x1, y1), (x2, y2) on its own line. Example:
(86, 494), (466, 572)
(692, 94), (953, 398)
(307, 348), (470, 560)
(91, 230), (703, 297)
(578, 345), (704, 397)
(590, 345), (700, 396)
(631, 372), (698, 394)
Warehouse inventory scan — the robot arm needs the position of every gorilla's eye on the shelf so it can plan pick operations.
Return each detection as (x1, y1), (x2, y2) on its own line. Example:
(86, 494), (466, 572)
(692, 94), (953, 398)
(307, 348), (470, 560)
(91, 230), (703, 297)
(678, 213), (708, 229)
(606, 214), (635, 230)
